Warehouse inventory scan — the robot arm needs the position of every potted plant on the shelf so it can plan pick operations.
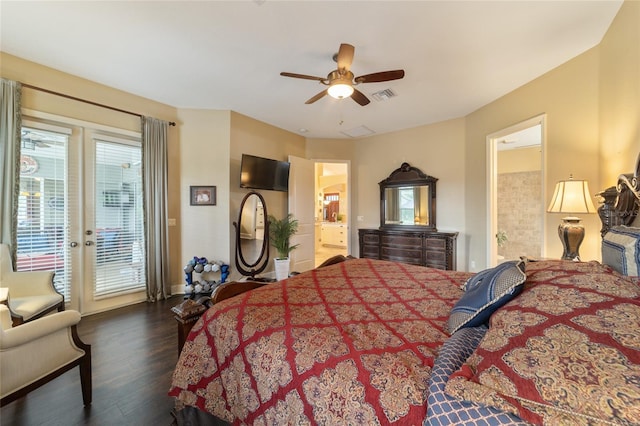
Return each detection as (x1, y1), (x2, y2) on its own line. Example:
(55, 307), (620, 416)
(268, 213), (299, 280)
(496, 230), (508, 248)
(496, 230), (508, 261)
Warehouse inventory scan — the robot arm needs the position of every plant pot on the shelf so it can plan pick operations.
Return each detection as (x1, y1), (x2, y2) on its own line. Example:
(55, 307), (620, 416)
(274, 258), (290, 281)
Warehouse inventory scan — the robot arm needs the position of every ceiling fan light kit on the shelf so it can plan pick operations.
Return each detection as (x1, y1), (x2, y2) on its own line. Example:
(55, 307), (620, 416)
(281, 43), (405, 106)
(328, 83), (354, 99)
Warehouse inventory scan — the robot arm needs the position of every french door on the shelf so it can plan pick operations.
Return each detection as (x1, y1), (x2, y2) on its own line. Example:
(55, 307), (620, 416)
(16, 119), (146, 314)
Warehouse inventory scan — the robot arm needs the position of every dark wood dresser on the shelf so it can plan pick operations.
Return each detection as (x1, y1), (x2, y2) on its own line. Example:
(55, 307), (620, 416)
(358, 228), (458, 270)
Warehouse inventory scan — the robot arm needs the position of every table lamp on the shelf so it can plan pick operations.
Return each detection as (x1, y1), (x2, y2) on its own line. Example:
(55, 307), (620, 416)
(547, 175), (596, 260)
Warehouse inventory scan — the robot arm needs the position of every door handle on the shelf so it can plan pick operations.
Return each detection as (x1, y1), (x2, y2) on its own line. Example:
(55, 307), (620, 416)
(85, 241), (94, 246)
(70, 242), (78, 248)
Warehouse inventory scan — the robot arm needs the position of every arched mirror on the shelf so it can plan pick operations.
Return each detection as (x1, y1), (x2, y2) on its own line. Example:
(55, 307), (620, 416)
(380, 162), (437, 231)
(233, 191), (270, 279)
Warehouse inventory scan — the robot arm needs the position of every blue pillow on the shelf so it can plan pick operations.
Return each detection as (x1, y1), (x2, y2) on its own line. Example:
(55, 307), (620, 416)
(446, 260), (526, 335)
(602, 226), (640, 276)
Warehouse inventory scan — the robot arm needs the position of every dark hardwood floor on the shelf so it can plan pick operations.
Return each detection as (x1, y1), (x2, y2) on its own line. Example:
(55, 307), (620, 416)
(1, 297), (182, 426)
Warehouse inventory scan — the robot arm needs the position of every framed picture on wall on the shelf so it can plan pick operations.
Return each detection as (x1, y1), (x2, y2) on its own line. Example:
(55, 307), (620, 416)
(190, 186), (216, 206)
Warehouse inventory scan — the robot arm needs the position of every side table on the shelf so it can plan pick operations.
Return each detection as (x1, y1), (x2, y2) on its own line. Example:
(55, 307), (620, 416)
(171, 297), (209, 355)
(171, 280), (270, 356)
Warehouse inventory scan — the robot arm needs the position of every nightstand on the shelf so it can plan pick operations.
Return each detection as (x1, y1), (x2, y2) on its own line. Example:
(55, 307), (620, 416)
(172, 280), (270, 356)
(171, 297), (209, 355)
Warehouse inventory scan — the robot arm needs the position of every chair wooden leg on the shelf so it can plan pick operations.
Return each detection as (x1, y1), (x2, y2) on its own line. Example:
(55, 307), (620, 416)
(11, 314), (24, 327)
(79, 350), (92, 406)
(71, 325), (92, 406)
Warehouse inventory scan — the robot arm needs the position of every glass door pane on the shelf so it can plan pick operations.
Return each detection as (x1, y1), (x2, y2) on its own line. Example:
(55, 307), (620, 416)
(17, 121), (147, 314)
(92, 137), (146, 299)
(16, 127), (71, 301)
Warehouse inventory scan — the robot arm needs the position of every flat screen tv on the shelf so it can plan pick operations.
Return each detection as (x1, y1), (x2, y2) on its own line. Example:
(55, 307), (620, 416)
(240, 154), (290, 192)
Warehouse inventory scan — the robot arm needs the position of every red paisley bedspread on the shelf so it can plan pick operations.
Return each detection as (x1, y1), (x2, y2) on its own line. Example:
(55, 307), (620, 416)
(169, 258), (471, 425)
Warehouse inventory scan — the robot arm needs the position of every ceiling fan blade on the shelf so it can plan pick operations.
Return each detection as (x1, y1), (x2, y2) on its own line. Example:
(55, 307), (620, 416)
(280, 72), (326, 82)
(351, 88), (370, 106)
(337, 43), (355, 71)
(305, 90), (328, 104)
(354, 69), (405, 84)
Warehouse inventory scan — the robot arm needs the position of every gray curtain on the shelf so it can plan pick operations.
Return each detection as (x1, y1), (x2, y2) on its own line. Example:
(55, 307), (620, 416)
(141, 116), (170, 301)
(0, 78), (21, 258)
(386, 188), (399, 222)
(413, 187), (421, 220)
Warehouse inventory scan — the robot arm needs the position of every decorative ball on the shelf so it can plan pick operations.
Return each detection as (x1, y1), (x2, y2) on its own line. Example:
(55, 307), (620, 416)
(188, 258), (196, 266)
(203, 263), (212, 272)
(220, 264), (230, 283)
(202, 283), (211, 292)
(198, 257), (208, 264)
(194, 283), (203, 293)
(184, 264), (194, 273)
(184, 284), (194, 294)
(211, 263), (220, 272)
(194, 263), (204, 273)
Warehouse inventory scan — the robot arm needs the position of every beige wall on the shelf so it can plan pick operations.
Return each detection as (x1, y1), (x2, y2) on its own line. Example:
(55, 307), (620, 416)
(0, 53), (309, 288)
(497, 146), (542, 174)
(177, 109), (231, 284)
(599, 0), (640, 183)
(305, 138), (355, 161)
(464, 47), (601, 269)
(463, 0), (638, 269)
(0, 53), (177, 131)
(229, 111), (306, 281)
(307, 117), (467, 267)
(2, 0), (638, 283)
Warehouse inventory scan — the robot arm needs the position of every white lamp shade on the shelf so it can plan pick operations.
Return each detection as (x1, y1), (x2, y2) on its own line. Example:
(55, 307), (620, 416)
(327, 83), (354, 99)
(547, 179), (597, 214)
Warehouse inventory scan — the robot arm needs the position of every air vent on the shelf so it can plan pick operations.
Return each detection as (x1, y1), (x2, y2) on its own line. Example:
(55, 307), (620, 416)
(341, 125), (375, 138)
(371, 89), (397, 102)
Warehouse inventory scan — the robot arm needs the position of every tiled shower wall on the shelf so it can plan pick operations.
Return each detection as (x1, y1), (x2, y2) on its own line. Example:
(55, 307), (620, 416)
(497, 171), (542, 260)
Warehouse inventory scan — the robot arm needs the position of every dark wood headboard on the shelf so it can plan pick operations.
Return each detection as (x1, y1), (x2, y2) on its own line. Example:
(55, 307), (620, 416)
(597, 153), (640, 236)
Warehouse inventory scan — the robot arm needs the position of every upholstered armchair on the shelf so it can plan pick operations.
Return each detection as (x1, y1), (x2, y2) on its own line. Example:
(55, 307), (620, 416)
(0, 304), (92, 406)
(0, 243), (64, 326)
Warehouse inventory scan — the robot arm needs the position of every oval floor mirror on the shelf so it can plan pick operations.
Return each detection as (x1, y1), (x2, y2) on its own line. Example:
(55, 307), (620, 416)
(233, 191), (272, 281)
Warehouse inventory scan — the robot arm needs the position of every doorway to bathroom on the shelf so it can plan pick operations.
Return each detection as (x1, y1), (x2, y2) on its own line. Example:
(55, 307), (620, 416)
(314, 162), (349, 267)
(488, 115), (546, 266)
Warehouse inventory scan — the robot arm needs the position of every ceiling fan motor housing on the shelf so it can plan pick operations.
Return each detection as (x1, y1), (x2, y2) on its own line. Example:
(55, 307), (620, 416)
(328, 70), (354, 84)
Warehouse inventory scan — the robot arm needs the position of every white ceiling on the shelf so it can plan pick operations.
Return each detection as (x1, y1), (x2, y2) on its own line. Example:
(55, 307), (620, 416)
(497, 124), (542, 151)
(0, 1), (623, 139)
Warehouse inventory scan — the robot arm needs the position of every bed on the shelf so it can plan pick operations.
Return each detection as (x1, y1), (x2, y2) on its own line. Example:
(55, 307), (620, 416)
(169, 155), (640, 425)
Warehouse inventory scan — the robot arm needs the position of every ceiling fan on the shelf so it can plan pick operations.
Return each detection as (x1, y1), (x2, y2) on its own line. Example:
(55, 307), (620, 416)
(21, 130), (51, 149)
(280, 43), (405, 106)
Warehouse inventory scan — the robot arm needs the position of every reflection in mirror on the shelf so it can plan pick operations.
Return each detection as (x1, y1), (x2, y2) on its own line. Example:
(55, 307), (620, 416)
(239, 195), (265, 264)
(233, 191), (270, 279)
(379, 162), (437, 231)
(384, 186), (430, 226)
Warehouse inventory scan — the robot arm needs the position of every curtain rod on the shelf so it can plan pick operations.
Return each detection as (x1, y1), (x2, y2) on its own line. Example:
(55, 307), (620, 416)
(21, 83), (176, 126)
